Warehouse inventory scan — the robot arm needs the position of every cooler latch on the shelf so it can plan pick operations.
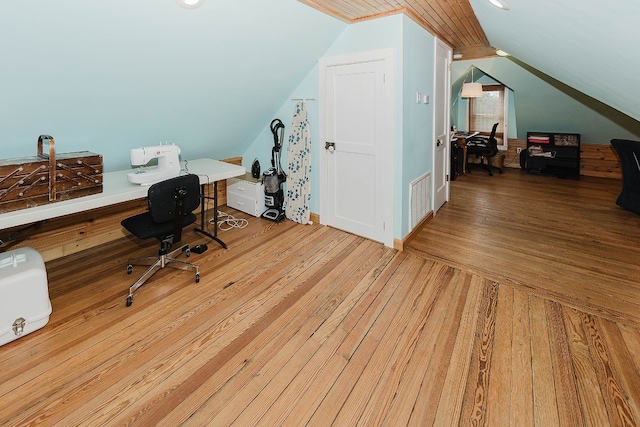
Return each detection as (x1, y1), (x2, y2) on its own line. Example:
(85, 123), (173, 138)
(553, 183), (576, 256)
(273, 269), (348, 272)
(12, 317), (26, 336)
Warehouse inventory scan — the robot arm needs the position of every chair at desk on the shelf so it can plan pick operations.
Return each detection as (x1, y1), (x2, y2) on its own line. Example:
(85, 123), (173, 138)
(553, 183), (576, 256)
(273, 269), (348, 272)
(121, 174), (201, 307)
(466, 122), (502, 176)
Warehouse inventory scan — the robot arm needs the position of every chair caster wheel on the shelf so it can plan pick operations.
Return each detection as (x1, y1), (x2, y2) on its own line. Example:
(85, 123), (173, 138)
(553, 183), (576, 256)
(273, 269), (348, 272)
(126, 295), (133, 307)
(185, 248), (191, 257)
(195, 273), (200, 283)
(127, 265), (133, 274)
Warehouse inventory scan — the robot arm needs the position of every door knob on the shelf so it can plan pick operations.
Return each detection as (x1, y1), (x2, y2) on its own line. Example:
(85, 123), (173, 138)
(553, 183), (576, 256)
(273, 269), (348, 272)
(325, 141), (336, 152)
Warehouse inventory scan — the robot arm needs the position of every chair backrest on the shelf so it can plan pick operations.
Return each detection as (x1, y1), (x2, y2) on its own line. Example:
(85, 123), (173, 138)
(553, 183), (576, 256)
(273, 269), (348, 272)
(147, 174), (200, 224)
(468, 122), (498, 148)
(482, 122), (499, 150)
(488, 122), (498, 142)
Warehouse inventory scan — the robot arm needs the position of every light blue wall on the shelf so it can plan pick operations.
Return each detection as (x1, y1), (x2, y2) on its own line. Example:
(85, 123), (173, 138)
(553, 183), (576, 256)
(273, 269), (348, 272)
(401, 17), (435, 237)
(243, 14), (437, 239)
(452, 58), (640, 143)
(0, 0), (345, 171)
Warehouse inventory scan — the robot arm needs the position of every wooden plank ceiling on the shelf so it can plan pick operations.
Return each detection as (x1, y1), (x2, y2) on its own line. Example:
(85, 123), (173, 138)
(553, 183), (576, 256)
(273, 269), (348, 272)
(299, 0), (497, 59)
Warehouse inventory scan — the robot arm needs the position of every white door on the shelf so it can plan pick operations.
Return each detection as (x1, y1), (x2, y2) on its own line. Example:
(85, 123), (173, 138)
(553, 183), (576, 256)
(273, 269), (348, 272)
(319, 50), (394, 247)
(433, 40), (452, 212)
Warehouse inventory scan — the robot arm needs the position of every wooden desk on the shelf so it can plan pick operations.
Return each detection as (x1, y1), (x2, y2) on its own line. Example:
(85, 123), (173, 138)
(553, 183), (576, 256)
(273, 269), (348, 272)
(0, 158), (245, 230)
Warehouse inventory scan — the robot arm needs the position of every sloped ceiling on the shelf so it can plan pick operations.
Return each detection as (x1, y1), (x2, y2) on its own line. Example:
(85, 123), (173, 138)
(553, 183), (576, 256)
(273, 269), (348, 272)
(469, 0), (640, 122)
(0, 0), (346, 171)
(3, 0), (638, 172)
(304, 0), (640, 122)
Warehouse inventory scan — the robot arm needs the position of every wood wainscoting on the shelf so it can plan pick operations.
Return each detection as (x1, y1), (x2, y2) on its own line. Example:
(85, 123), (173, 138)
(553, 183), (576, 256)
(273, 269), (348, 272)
(503, 139), (622, 179)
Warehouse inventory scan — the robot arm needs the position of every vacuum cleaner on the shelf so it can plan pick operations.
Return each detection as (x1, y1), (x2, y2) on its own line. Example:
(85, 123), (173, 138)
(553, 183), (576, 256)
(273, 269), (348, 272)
(261, 118), (287, 222)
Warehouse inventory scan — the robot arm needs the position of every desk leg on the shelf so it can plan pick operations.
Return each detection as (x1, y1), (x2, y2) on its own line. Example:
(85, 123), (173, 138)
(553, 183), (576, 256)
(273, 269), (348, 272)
(463, 146), (468, 174)
(194, 181), (228, 249)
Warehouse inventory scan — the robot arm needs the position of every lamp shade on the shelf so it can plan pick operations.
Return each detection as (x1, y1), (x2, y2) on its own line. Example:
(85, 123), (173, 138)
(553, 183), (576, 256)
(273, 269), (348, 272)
(461, 82), (483, 98)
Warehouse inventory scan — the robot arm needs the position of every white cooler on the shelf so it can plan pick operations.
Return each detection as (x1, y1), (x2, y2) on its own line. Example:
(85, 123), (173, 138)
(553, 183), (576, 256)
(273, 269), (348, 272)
(0, 247), (52, 346)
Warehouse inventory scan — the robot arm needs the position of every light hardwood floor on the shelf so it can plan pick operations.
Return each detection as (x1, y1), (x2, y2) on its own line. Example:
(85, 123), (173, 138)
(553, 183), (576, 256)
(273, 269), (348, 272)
(1, 168), (639, 426)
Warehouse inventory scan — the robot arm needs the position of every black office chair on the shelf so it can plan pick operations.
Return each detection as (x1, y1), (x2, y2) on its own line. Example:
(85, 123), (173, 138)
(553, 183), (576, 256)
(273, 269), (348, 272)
(610, 139), (640, 214)
(466, 122), (502, 176)
(121, 174), (201, 306)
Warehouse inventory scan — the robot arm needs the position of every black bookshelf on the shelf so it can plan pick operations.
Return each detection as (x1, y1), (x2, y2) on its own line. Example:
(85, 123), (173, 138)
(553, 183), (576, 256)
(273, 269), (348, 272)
(525, 131), (580, 178)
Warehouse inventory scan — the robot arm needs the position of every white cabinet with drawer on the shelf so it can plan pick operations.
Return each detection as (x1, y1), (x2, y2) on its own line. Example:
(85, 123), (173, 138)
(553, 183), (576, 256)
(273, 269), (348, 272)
(226, 173), (266, 217)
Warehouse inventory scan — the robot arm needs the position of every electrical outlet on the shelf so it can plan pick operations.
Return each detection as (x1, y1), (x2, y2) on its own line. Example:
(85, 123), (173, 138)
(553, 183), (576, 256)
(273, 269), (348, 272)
(516, 147), (522, 154)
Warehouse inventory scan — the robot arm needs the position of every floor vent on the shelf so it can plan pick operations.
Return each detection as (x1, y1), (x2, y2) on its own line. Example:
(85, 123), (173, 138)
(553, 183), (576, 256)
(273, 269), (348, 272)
(409, 172), (430, 230)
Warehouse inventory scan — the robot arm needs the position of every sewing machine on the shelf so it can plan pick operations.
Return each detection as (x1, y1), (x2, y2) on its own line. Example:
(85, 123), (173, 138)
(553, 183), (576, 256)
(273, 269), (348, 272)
(127, 144), (182, 185)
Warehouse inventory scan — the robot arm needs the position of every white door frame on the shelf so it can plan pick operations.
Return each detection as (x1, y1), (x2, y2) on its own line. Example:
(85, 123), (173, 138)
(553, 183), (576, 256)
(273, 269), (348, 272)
(319, 48), (395, 247)
(433, 39), (452, 212)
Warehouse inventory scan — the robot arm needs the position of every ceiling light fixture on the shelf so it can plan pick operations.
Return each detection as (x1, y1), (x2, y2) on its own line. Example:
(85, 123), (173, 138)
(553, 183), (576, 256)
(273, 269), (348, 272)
(488, 0), (510, 10)
(461, 68), (483, 98)
(175, 0), (204, 9)
(496, 49), (509, 57)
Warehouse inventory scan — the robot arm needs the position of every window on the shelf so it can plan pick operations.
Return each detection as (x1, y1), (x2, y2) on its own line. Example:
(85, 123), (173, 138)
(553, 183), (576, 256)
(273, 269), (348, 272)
(469, 84), (506, 145)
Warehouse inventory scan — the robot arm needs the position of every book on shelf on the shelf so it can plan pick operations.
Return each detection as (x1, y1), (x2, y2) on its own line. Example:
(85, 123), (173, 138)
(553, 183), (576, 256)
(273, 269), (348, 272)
(528, 135), (550, 144)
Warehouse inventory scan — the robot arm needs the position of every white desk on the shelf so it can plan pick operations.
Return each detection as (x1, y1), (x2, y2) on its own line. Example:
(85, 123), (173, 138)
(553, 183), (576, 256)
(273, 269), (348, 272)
(0, 158), (245, 231)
